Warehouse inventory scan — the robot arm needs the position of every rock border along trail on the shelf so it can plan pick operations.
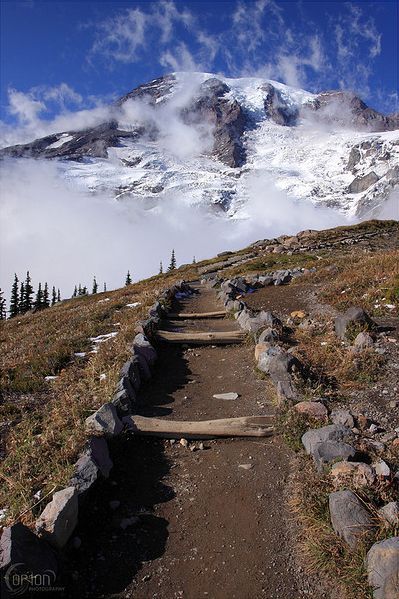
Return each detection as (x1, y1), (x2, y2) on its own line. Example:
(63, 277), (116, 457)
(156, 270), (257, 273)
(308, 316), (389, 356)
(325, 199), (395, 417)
(66, 282), (312, 598)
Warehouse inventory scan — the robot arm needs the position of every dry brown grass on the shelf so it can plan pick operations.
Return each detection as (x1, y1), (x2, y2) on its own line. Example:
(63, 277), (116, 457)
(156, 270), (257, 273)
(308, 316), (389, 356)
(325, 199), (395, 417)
(289, 455), (373, 599)
(0, 266), (197, 526)
(292, 318), (385, 395)
(301, 250), (399, 317)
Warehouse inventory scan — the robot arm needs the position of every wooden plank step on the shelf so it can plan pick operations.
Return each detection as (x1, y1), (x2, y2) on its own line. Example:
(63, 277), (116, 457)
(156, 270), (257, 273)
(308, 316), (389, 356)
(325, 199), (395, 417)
(156, 330), (245, 344)
(167, 310), (226, 319)
(123, 415), (274, 439)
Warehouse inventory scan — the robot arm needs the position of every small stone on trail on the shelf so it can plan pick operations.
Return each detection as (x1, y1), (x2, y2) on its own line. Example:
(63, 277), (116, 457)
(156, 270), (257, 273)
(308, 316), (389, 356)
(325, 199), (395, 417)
(213, 392), (239, 400)
(374, 459), (390, 478)
(180, 438), (188, 447)
(120, 516), (139, 530)
(238, 464), (254, 470)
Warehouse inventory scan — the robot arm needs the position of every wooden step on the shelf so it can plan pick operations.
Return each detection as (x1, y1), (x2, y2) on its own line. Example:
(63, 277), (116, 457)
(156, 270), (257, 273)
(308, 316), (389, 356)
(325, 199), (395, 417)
(123, 414), (274, 439)
(167, 310), (226, 319)
(156, 330), (245, 345)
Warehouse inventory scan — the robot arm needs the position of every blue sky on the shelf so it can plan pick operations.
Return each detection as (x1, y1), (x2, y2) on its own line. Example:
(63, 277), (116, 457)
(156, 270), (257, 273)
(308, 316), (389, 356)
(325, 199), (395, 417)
(0, 0), (398, 139)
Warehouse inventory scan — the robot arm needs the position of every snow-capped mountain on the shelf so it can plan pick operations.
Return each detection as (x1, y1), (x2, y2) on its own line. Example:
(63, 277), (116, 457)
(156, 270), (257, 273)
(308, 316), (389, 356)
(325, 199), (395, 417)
(1, 72), (398, 218)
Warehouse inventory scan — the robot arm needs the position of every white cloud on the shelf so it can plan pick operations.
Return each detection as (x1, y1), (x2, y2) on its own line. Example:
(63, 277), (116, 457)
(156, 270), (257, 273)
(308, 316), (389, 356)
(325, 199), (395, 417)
(160, 42), (201, 72)
(0, 86), (110, 147)
(8, 89), (46, 125)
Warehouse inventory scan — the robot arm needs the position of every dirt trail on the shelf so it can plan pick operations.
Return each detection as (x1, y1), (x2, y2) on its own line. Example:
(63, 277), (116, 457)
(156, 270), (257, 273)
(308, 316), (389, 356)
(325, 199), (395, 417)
(65, 283), (313, 599)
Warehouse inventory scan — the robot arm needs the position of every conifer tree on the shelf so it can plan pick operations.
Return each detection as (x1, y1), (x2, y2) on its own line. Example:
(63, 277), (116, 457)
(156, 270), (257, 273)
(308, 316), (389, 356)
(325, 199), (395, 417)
(9, 275), (19, 318)
(125, 271), (132, 286)
(72, 285), (78, 298)
(168, 249), (176, 271)
(51, 286), (57, 306)
(103, 282), (107, 292)
(34, 283), (43, 310)
(57, 289), (61, 302)
(92, 277), (98, 294)
(159, 261), (163, 274)
(23, 271), (34, 313)
(43, 283), (50, 308)
(0, 288), (6, 320)
(82, 286), (88, 295)
(78, 284), (82, 296)
(19, 282), (25, 314)
(192, 256), (196, 264)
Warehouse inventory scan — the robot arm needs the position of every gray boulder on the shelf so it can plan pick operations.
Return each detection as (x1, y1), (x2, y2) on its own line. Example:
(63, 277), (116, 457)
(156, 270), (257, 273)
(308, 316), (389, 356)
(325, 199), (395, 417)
(313, 441), (356, 471)
(378, 502), (399, 527)
(367, 537), (399, 599)
(330, 408), (355, 429)
(353, 331), (374, 350)
(329, 490), (375, 549)
(70, 453), (99, 496)
(258, 327), (280, 344)
(335, 306), (374, 339)
(0, 523), (58, 593)
(88, 436), (113, 478)
(111, 388), (133, 417)
(85, 402), (123, 437)
(258, 345), (301, 379)
(120, 357), (141, 391)
(36, 487), (78, 549)
(302, 424), (356, 471)
(132, 333), (157, 366)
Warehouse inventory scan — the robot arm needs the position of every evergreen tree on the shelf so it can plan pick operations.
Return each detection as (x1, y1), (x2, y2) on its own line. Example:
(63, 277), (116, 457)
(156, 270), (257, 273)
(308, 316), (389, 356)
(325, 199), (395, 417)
(125, 271), (132, 286)
(19, 282), (25, 314)
(23, 271), (34, 313)
(0, 288), (6, 320)
(159, 261), (163, 274)
(168, 249), (176, 271)
(78, 284), (82, 296)
(103, 282), (107, 292)
(82, 286), (88, 295)
(192, 256), (196, 264)
(57, 289), (61, 302)
(92, 277), (98, 294)
(34, 283), (43, 310)
(43, 283), (50, 308)
(51, 286), (57, 306)
(9, 275), (19, 318)
(72, 285), (78, 298)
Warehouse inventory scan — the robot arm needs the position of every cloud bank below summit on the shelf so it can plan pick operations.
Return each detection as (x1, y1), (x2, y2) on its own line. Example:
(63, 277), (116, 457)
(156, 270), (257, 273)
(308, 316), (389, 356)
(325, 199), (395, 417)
(0, 158), (348, 301)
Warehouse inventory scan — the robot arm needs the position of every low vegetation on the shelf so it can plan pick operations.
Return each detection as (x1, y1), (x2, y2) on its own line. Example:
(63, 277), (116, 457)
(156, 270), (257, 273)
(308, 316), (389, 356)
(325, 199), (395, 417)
(0, 267), (197, 526)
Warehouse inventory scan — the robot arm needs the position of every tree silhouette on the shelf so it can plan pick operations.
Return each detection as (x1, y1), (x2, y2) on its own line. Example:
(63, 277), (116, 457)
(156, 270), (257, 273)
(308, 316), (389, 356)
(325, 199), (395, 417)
(22, 271), (34, 313)
(34, 283), (43, 310)
(0, 288), (6, 320)
(9, 275), (19, 318)
(159, 261), (163, 274)
(51, 286), (57, 306)
(43, 283), (50, 308)
(168, 249), (176, 271)
(92, 277), (98, 294)
(125, 271), (132, 285)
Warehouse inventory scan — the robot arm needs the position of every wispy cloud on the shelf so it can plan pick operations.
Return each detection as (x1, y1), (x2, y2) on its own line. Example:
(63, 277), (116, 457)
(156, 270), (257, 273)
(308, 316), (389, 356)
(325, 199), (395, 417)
(0, 85), (108, 146)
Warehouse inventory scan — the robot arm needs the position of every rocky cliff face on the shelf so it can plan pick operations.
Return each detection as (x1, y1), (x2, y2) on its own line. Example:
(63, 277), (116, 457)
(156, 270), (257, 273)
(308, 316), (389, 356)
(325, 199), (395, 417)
(0, 72), (398, 218)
